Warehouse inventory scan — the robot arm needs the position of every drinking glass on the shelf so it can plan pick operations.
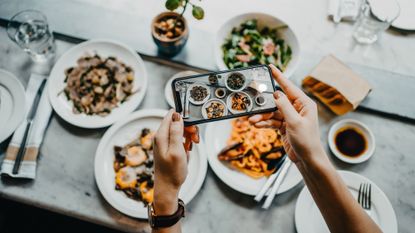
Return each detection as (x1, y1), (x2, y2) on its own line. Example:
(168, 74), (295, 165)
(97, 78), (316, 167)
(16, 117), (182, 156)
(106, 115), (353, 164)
(7, 10), (56, 62)
(353, 0), (400, 44)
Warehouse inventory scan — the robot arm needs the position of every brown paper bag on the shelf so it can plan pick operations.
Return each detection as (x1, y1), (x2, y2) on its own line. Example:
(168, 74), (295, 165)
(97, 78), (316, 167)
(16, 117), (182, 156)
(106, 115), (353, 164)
(302, 55), (372, 115)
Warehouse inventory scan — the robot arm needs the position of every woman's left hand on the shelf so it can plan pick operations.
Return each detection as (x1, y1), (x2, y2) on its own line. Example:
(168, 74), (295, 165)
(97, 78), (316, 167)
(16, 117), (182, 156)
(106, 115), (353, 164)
(152, 110), (199, 215)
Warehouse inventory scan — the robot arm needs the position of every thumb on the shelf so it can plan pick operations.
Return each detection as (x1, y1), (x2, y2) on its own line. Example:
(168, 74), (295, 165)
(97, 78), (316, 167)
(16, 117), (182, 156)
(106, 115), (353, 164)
(274, 91), (300, 124)
(169, 112), (184, 147)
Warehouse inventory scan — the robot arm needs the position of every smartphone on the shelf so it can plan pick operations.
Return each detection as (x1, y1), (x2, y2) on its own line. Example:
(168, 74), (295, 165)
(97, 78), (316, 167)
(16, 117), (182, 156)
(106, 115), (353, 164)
(172, 65), (278, 126)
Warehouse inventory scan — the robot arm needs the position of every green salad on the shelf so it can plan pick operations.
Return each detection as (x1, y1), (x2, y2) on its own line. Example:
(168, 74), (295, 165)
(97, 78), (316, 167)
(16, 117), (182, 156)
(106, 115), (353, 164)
(222, 19), (292, 71)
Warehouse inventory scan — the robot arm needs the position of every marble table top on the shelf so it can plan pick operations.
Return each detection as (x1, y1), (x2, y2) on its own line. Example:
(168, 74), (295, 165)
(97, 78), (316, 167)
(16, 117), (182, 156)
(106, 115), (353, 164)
(0, 1), (415, 233)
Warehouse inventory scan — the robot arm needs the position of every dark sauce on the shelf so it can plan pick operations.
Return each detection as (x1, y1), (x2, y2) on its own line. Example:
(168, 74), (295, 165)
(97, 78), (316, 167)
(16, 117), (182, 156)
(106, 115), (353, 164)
(335, 127), (367, 157)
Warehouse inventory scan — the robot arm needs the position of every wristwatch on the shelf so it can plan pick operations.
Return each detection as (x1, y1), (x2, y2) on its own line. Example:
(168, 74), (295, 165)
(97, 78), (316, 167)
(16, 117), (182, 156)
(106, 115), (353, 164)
(148, 199), (185, 229)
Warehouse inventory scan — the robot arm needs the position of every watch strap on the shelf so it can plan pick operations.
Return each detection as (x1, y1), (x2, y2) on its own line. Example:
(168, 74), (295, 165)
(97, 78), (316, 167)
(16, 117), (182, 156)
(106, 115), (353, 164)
(149, 199), (185, 229)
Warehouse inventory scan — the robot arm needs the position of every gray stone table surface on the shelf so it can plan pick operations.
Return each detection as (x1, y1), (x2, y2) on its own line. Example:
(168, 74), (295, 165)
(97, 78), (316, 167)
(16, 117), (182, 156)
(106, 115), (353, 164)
(0, 5), (415, 233)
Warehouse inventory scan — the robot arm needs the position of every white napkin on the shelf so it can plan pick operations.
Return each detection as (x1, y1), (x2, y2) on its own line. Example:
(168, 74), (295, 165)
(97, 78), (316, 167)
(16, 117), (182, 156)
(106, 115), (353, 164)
(0, 73), (52, 179)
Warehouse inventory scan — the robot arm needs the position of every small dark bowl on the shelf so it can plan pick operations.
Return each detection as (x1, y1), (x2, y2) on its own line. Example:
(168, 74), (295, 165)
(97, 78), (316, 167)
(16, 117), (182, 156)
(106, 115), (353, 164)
(151, 12), (189, 57)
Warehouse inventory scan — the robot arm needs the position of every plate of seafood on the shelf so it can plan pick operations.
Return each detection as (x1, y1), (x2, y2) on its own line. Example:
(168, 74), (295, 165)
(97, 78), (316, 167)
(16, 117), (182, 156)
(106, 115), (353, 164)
(94, 109), (207, 218)
(205, 116), (302, 196)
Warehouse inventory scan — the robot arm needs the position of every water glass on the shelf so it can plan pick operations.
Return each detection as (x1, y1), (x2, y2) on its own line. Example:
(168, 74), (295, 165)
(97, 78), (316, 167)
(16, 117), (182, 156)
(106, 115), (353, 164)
(7, 10), (56, 62)
(353, 0), (400, 44)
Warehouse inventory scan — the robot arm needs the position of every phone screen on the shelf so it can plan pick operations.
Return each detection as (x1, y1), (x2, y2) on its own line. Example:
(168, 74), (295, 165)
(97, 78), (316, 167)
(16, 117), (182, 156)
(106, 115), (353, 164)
(172, 65), (277, 126)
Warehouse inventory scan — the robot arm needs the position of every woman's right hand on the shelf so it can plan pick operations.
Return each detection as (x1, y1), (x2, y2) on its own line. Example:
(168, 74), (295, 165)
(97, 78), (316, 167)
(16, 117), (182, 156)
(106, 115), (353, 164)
(249, 64), (325, 165)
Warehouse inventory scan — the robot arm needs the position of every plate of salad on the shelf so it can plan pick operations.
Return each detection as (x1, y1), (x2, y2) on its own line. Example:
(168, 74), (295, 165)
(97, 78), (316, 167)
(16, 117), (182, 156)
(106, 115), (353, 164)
(215, 13), (300, 78)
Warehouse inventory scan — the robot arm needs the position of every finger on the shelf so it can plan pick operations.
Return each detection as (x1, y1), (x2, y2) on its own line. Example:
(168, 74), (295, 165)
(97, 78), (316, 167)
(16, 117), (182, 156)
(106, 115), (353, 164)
(269, 64), (307, 101)
(249, 112), (274, 123)
(274, 91), (300, 123)
(272, 110), (284, 121)
(254, 119), (283, 129)
(184, 137), (193, 152)
(191, 130), (200, 143)
(184, 125), (198, 134)
(154, 109), (175, 154)
(169, 112), (185, 146)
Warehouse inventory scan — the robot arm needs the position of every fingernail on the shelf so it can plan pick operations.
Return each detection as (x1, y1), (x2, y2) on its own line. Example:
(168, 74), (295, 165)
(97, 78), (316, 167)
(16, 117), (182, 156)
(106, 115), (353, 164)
(172, 112), (181, 122)
(274, 91), (282, 99)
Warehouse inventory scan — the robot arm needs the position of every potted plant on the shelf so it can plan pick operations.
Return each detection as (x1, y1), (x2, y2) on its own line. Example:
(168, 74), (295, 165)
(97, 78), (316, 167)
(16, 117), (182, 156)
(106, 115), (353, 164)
(151, 0), (205, 56)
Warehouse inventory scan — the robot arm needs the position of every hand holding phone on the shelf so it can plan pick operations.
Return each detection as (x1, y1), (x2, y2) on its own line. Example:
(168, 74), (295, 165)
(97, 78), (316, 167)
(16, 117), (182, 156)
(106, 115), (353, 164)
(172, 65), (278, 126)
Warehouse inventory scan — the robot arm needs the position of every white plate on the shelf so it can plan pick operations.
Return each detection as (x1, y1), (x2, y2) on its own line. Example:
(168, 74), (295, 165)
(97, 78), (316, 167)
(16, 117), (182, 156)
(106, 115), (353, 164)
(48, 39), (148, 128)
(164, 71), (198, 108)
(94, 109), (207, 218)
(205, 119), (302, 196)
(0, 69), (26, 143)
(215, 13), (301, 78)
(188, 83), (211, 105)
(328, 119), (375, 164)
(201, 98), (228, 119)
(295, 170), (397, 233)
(392, 0), (415, 31)
(226, 91), (253, 114)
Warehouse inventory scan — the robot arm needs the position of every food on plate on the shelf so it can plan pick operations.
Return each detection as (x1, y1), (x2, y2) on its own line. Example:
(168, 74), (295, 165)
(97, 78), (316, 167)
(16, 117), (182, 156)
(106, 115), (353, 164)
(208, 74), (219, 85)
(113, 128), (155, 205)
(302, 77), (350, 115)
(222, 19), (292, 71)
(62, 54), (135, 116)
(230, 92), (251, 111)
(226, 72), (246, 91)
(204, 100), (226, 119)
(190, 84), (209, 102)
(218, 117), (285, 179)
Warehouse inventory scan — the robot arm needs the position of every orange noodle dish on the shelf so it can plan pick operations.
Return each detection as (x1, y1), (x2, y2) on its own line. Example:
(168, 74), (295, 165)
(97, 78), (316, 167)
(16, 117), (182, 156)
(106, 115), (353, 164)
(218, 117), (285, 179)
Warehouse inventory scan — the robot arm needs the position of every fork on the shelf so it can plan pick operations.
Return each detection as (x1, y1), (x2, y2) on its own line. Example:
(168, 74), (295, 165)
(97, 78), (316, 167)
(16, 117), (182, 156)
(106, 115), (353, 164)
(358, 183), (372, 215)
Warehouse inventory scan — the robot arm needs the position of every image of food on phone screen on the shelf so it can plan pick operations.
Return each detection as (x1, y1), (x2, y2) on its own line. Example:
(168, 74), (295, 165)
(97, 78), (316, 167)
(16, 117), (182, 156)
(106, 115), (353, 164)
(172, 65), (277, 125)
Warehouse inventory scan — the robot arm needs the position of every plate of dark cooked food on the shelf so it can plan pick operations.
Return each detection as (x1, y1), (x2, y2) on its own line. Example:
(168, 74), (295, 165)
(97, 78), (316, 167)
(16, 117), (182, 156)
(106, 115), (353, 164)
(48, 39), (148, 128)
(94, 109), (208, 218)
(205, 116), (302, 195)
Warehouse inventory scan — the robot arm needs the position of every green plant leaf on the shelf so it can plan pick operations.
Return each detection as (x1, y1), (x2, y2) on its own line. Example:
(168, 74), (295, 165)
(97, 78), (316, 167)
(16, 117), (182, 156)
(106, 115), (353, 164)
(165, 0), (181, 11)
(192, 5), (204, 20)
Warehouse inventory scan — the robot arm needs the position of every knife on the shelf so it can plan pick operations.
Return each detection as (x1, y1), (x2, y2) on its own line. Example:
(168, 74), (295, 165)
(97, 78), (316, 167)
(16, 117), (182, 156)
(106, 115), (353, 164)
(12, 78), (47, 174)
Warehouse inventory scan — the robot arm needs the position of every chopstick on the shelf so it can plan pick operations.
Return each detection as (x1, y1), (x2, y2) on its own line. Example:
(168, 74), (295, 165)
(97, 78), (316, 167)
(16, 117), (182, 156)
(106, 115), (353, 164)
(12, 78), (47, 175)
(262, 159), (292, 209)
(254, 155), (287, 202)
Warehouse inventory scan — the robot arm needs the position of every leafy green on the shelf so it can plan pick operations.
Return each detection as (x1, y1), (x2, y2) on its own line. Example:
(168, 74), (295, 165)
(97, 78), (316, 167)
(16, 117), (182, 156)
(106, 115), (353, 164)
(221, 19), (292, 71)
(165, 0), (181, 11)
(192, 5), (204, 20)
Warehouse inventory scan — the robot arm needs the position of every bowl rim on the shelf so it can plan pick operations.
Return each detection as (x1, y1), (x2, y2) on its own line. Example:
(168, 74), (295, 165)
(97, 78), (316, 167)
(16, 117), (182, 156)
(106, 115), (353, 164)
(214, 12), (301, 78)
(328, 119), (376, 164)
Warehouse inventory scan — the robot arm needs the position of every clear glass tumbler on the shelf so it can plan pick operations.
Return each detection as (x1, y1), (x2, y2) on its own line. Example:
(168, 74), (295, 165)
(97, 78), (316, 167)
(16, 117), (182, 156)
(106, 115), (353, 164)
(353, 0), (400, 44)
(7, 10), (56, 62)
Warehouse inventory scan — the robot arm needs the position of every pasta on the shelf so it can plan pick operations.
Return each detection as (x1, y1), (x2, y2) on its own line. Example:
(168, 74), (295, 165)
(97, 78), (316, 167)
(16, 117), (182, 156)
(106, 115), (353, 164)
(218, 117), (285, 179)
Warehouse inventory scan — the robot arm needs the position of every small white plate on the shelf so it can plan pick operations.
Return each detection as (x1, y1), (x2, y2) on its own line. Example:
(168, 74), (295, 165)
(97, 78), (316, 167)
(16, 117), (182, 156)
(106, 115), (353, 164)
(0, 69), (26, 143)
(295, 170), (397, 233)
(48, 39), (148, 128)
(215, 13), (301, 78)
(224, 72), (247, 92)
(164, 71), (198, 108)
(94, 109), (207, 218)
(188, 83), (210, 105)
(392, 0), (415, 31)
(205, 119), (302, 196)
(226, 91), (253, 114)
(328, 119), (375, 164)
(201, 98), (228, 119)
